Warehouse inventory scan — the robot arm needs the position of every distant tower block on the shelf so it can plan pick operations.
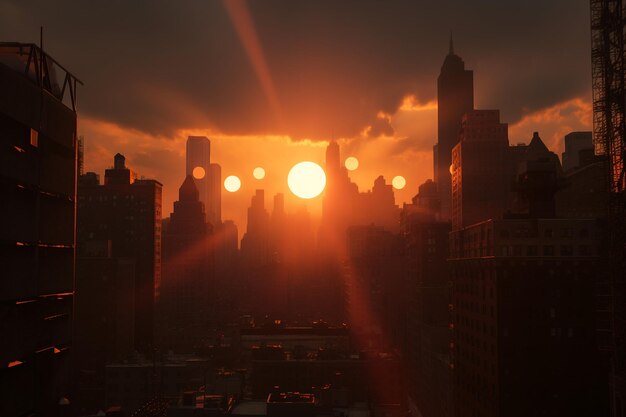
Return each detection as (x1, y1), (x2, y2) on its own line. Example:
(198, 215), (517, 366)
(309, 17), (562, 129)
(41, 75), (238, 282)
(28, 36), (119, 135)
(186, 135), (211, 216)
(208, 163), (222, 227)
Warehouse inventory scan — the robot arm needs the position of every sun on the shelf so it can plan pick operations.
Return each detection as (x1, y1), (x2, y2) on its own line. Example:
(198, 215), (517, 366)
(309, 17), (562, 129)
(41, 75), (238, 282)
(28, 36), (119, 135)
(192, 166), (205, 179)
(224, 175), (241, 192)
(253, 167), (265, 179)
(287, 161), (326, 199)
(345, 156), (359, 171)
(392, 175), (406, 190)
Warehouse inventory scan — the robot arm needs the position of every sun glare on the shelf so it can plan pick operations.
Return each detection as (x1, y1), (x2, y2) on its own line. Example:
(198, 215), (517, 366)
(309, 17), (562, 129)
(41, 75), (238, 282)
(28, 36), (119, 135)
(224, 175), (241, 192)
(253, 167), (266, 180)
(345, 156), (359, 171)
(192, 166), (206, 179)
(287, 161), (326, 199)
(392, 175), (406, 190)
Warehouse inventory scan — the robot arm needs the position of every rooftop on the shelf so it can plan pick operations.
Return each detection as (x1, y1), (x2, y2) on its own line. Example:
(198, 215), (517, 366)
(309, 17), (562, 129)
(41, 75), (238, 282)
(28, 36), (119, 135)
(0, 42), (82, 111)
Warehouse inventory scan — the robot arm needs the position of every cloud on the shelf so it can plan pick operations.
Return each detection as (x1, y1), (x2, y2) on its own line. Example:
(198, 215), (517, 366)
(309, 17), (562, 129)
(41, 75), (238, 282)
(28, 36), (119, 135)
(509, 97), (592, 154)
(0, 0), (592, 140)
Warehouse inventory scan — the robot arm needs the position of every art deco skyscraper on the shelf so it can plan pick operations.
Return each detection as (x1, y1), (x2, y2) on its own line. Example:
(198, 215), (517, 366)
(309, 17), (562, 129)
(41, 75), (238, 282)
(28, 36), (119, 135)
(435, 39), (474, 220)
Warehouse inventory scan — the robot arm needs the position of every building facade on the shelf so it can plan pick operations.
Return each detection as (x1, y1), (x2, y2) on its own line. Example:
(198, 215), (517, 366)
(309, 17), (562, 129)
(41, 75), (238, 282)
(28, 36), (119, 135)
(435, 40), (474, 220)
(0, 42), (79, 416)
(77, 154), (162, 353)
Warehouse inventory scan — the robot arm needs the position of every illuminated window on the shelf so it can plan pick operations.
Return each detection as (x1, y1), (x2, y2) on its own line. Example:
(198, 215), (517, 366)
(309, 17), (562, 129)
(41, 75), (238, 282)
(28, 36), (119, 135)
(30, 128), (38, 147)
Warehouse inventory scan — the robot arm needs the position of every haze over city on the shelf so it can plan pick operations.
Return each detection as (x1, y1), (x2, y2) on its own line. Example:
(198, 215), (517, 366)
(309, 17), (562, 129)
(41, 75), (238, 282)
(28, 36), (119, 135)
(1, 1), (625, 417)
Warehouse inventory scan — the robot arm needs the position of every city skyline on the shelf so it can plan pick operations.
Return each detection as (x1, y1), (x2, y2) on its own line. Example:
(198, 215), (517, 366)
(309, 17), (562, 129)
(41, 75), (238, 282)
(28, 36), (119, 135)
(0, 0), (594, 229)
(2, 1), (623, 416)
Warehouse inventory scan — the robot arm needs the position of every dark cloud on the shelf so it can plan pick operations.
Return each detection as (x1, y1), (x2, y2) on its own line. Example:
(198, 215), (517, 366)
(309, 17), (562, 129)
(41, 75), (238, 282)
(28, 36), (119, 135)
(0, 0), (591, 138)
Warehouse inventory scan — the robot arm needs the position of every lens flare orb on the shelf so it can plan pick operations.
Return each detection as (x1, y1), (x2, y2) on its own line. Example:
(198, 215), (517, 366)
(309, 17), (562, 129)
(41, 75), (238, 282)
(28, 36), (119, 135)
(287, 161), (326, 199)
(392, 175), (406, 190)
(253, 167), (266, 180)
(345, 156), (359, 171)
(192, 166), (206, 179)
(224, 175), (241, 192)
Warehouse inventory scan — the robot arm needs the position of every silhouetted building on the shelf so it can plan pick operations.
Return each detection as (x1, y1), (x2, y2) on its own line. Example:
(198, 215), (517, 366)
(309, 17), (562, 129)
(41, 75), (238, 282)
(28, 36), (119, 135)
(556, 157), (608, 219)
(161, 175), (213, 352)
(77, 155), (162, 353)
(241, 190), (271, 267)
(346, 225), (405, 346)
(186, 135), (210, 201)
(561, 131), (593, 172)
(451, 110), (509, 230)
(508, 132), (563, 216)
(208, 162), (222, 227)
(0, 42), (79, 416)
(74, 241), (136, 413)
(401, 181), (452, 417)
(449, 158), (608, 417)
(435, 39), (474, 220)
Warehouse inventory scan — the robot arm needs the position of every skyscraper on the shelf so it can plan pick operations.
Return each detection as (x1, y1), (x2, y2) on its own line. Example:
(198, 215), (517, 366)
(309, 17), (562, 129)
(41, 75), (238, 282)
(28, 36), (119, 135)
(435, 39), (474, 220)
(451, 110), (509, 230)
(77, 154), (162, 353)
(208, 162), (222, 227)
(0, 42), (79, 416)
(160, 175), (212, 351)
(186, 135), (211, 213)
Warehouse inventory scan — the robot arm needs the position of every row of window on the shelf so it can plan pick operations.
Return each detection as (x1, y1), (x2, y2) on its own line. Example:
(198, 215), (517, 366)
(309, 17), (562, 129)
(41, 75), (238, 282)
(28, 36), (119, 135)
(500, 244), (591, 257)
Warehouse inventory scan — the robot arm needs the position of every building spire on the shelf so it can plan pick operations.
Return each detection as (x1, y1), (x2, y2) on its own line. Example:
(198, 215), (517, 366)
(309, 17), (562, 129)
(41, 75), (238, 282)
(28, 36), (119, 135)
(449, 32), (454, 55)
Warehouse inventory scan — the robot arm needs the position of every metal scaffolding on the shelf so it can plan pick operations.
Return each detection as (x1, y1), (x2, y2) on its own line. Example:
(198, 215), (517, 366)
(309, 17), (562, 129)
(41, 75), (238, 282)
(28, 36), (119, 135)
(591, 0), (626, 414)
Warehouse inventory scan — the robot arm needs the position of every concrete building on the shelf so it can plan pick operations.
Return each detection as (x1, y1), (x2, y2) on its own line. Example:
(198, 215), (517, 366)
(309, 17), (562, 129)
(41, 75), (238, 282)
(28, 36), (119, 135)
(0, 42), (79, 416)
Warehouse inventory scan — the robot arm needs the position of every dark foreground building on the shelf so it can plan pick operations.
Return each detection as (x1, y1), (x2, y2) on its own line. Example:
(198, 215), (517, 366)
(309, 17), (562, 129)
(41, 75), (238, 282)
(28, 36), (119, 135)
(0, 42), (80, 416)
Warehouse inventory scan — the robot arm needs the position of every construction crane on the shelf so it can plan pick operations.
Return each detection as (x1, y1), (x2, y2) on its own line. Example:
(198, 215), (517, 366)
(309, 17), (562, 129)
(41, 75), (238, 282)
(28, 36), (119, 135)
(591, 0), (626, 415)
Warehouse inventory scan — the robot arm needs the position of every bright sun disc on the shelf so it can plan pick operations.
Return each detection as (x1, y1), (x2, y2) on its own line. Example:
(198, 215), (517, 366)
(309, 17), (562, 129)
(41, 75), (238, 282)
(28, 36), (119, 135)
(345, 156), (359, 171)
(192, 166), (205, 179)
(224, 175), (241, 192)
(287, 161), (326, 199)
(392, 175), (406, 190)
(253, 167), (265, 180)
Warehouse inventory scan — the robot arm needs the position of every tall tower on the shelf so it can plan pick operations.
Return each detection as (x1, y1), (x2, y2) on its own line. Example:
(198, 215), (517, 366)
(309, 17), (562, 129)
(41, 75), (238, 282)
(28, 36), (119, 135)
(435, 38), (474, 220)
(207, 162), (222, 227)
(186, 136), (211, 214)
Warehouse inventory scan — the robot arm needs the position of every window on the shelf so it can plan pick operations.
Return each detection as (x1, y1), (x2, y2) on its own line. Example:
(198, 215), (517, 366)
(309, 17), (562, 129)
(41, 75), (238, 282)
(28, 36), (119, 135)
(527, 245), (538, 256)
(544, 229), (553, 238)
(560, 245), (573, 256)
(544, 245), (555, 256)
(30, 128), (38, 147)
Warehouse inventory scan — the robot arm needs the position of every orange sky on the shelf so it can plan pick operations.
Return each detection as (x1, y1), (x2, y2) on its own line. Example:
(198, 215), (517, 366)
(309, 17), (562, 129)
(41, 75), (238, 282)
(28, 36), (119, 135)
(80, 95), (592, 234)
